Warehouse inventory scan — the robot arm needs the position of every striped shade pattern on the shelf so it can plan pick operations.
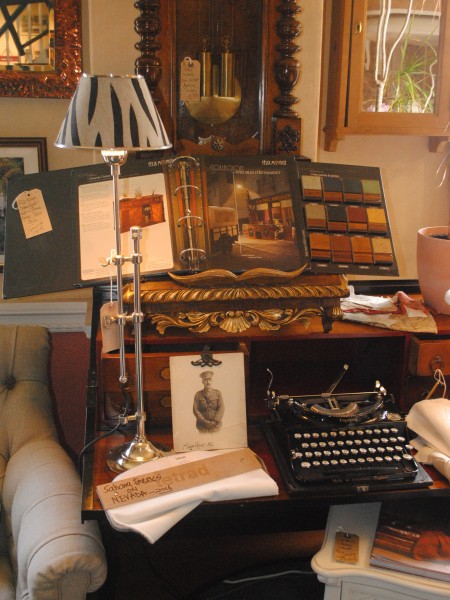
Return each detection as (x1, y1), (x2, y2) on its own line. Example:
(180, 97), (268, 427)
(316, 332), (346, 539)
(55, 74), (171, 151)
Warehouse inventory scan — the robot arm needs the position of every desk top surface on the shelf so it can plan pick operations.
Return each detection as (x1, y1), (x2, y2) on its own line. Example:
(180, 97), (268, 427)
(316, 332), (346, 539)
(82, 420), (449, 537)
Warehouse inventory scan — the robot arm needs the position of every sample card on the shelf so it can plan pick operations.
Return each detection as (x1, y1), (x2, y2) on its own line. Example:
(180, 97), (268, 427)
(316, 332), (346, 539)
(295, 161), (398, 277)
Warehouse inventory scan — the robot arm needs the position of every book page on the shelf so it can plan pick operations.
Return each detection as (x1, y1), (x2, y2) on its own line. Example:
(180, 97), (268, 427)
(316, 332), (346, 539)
(78, 171), (173, 281)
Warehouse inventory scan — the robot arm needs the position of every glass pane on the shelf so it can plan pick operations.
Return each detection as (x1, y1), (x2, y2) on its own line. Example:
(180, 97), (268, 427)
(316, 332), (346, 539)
(0, 1), (54, 71)
(362, 0), (442, 113)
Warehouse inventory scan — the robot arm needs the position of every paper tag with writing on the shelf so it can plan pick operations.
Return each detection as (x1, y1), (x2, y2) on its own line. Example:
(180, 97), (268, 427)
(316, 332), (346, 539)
(180, 57), (201, 102)
(100, 302), (120, 353)
(334, 530), (359, 564)
(15, 189), (52, 239)
(97, 448), (262, 510)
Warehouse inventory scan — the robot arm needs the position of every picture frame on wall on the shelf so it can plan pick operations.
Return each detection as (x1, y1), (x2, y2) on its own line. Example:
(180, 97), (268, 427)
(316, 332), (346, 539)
(0, 137), (47, 268)
(169, 352), (248, 453)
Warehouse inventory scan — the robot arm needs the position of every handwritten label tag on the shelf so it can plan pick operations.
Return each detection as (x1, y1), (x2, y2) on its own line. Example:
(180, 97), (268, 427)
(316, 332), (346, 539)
(180, 57), (201, 102)
(15, 189), (52, 238)
(334, 530), (359, 564)
(97, 448), (262, 510)
(100, 301), (120, 353)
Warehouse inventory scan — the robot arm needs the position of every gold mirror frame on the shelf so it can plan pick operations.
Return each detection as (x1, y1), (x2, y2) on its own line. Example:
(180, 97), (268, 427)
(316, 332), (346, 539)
(0, 0), (82, 99)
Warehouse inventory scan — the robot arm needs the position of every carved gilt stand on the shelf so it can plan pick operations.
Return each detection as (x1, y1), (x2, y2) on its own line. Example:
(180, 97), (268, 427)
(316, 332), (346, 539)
(123, 269), (349, 335)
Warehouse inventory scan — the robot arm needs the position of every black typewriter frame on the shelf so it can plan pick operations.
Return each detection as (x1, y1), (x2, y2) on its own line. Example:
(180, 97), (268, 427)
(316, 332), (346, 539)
(263, 366), (433, 496)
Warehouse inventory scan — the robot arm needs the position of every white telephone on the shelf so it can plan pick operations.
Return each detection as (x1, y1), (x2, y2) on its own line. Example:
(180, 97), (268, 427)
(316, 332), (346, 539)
(406, 397), (450, 482)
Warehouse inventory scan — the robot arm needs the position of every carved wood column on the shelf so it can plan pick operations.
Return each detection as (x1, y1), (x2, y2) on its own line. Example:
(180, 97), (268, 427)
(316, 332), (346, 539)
(273, 0), (303, 155)
(134, 0), (162, 104)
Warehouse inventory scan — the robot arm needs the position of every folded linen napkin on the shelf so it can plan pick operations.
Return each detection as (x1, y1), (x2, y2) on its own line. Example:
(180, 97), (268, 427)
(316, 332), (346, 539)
(103, 449), (278, 543)
(406, 397), (450, 483)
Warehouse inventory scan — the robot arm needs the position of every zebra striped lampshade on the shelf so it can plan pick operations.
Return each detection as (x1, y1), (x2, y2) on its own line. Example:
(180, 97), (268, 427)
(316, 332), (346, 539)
(55, 74), (171, 151)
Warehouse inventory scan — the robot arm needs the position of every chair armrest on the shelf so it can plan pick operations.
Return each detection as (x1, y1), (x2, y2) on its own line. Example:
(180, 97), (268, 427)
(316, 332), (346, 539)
(2, 440), (107, 599)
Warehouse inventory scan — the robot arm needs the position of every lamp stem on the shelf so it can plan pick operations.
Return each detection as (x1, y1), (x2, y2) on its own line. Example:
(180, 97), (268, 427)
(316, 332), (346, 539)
(131, 226), (145, 441)
(102, 151), (169, 473)
(111, 159), (128, 385)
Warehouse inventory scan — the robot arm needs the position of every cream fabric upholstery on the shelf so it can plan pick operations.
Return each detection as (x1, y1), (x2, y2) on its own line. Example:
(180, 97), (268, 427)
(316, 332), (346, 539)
(0, 325), (107, 599)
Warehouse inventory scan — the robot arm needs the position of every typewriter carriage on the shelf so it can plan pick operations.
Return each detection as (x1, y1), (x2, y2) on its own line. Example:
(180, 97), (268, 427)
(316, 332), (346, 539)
(265, 364), (402, 426)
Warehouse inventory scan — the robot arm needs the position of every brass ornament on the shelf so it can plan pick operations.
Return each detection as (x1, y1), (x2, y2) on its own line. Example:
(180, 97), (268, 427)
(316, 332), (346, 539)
(150, 307), (324, 335)
(185, 78), (241, 126)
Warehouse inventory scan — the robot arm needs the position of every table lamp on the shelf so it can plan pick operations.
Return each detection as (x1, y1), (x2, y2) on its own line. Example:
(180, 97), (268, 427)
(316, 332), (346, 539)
(55, 73), (172, 472)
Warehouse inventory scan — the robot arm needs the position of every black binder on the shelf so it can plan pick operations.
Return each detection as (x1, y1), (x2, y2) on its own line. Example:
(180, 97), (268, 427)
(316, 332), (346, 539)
(3, 158), (166, 299)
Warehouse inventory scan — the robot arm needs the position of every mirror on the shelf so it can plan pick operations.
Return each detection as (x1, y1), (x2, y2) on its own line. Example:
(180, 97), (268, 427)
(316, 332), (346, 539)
(0, 0), (81, 98)
(0, 1), (54, 72)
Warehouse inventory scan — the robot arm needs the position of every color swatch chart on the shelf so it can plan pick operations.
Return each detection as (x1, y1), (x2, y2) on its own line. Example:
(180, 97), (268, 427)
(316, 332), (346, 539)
(295, 162), (398, 277)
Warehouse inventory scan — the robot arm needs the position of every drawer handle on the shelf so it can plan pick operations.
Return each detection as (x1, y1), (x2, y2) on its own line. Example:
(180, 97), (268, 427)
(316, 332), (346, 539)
(160, 367), (170, 381)
(430, 355), (445, 373)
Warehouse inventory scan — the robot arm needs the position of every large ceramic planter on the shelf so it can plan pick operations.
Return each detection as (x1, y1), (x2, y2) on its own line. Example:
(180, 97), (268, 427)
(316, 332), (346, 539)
(417, 226), (450, 315)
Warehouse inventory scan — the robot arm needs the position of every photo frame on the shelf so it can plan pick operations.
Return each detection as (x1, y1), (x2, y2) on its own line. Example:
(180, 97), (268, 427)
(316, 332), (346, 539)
(169, 352), (247, 453)
(0, 137), (48, 268)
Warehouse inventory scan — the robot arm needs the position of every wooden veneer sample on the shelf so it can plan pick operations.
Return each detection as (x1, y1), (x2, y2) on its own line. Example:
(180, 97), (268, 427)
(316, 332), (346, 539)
(343, 178), (363, 202)
(326, 205), (347, 232)
(322, 176), (343, 202)
(301, 175), (323, 200)
(346, 206), (368, 232)
(330, 235), (352, 263)
(305, 202), (326, 229)
(367, 207), (388, 233)
(309, 232), (331, 260)
(372, 237), (394, 263)
(361, 179), (382, 204)
(351, 236), (373, 263)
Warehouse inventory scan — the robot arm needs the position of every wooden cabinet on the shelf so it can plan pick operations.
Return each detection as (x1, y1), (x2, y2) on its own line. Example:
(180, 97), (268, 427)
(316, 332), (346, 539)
(324, 0), (450, 152)
(96, 309), (450, 430)
(133, 0), (303, 155)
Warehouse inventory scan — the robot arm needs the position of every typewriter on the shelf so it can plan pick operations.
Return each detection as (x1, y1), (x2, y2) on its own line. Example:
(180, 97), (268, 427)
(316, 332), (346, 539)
(264, 365), (433, 496)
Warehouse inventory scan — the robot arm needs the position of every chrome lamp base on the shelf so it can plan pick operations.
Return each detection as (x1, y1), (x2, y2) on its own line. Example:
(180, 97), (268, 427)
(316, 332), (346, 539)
(106, 435), (171, 474)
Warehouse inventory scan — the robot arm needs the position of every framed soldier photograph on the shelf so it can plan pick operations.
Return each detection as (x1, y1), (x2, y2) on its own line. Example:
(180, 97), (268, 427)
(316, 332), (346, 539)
(169, 352), (247, 453)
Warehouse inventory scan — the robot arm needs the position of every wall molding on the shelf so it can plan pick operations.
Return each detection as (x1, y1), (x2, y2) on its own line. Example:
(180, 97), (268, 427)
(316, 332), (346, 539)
(0, 301), (91, 336)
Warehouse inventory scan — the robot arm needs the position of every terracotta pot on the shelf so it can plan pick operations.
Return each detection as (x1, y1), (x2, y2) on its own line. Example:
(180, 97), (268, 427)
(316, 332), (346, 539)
(417, 226), (450, 315)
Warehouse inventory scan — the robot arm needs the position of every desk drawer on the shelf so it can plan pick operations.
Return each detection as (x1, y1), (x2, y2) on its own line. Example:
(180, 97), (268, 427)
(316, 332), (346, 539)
(101, 352), (173, 392)
(99, 344), (249, 427)
(408, 336), (450, 376)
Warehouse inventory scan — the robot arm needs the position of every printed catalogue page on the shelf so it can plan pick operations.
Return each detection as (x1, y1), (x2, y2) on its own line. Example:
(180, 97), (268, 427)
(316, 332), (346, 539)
(78, 170), (173, 281)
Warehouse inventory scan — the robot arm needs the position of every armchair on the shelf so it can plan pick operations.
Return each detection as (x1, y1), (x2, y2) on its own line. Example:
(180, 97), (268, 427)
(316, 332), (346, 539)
(0, 324), (107, 599)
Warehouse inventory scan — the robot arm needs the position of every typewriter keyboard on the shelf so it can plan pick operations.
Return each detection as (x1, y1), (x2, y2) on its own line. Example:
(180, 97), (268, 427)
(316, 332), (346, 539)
(289, 421), (418, 485)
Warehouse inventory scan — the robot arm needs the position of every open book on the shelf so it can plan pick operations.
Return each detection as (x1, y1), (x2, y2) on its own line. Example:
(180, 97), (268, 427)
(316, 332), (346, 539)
(370, 503), (450, 583)
(4, 154), (399, 299)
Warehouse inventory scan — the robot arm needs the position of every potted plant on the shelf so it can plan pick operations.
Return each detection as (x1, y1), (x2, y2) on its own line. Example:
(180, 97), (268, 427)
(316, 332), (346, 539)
(417, 145), (450, 314)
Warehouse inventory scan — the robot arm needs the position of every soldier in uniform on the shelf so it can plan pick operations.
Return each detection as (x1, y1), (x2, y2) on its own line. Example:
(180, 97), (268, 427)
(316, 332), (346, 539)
(193, 371), (224, 432)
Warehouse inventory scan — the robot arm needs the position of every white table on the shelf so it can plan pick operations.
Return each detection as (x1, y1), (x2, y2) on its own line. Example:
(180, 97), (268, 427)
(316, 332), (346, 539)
(312, 502), (450, 600)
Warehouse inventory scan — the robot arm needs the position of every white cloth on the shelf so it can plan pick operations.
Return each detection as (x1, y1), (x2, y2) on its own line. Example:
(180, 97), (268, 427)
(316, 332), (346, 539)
(341, 287), (437, 333)
(104, 449), (278, 543)
(406, 397), (450, 482)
